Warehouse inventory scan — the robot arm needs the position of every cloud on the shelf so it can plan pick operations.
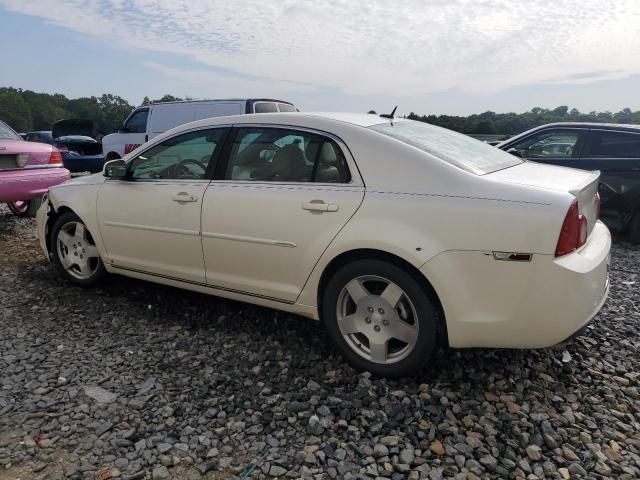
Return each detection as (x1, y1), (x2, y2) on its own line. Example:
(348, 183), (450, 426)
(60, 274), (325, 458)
(2, 0), (640, 98)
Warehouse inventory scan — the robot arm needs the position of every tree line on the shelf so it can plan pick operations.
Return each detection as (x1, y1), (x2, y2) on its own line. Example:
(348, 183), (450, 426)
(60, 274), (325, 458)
(407, 106), (640, 137)
(1, 87), (639, 136)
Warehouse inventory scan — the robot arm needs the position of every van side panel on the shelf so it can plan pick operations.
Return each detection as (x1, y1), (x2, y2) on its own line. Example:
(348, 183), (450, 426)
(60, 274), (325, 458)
(192, 103), (243, 122)
(149, 104), (195, 135)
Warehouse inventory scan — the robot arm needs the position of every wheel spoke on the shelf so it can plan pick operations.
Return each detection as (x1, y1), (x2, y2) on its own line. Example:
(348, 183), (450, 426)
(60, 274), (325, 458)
(389, 320), (418, 344)
(78, 259), (91, 276)
(75, 223), (86, 241)
(345, 278), (369, 304)
(369, 339), (387, 363)
(380, 282), (404, 308)
(61, 255), (74, 269)
(338, 314), (361, 335)
(84, 245), (99, 259)
(58, 230), (73, 248)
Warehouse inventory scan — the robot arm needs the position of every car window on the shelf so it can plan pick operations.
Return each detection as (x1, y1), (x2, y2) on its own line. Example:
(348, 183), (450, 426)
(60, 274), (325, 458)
(510, 130), (579, 159)
(583, 130), (640, 158)
(278, 103), (297, 112)
(124, 109), (149, 134)
(371, 120), (523, 175)
(254, 102), (278, 113)
(0, 121), (21, 141)
(129, 128), (227, 180)
(225, 127), (351, 183)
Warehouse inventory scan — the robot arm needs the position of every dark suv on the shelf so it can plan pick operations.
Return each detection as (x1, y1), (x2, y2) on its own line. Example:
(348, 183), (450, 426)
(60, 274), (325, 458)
(498, 123), (640, 242)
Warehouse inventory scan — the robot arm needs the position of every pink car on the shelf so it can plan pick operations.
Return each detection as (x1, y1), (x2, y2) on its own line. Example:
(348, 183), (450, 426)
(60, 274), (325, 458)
(0, 120), (70, 217)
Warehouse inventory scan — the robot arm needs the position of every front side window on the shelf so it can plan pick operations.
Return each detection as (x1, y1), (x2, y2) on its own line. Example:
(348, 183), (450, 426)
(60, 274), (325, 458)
(583, 130), (640, 158)
(123, 109), (149, 134)
(510, 130), (580, 159)
(254, 102), (278, 113)
(371, 120), (522, 175)
(129, 128), (227, 180)
(225, 127), (350, 183)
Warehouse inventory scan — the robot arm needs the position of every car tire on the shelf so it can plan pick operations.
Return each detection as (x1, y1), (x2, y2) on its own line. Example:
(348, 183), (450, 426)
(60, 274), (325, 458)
(629, 212), (640, 244)
(322, 259), (440, 377)
(50, 211), (106, 286)
(6, 198), (42, 218)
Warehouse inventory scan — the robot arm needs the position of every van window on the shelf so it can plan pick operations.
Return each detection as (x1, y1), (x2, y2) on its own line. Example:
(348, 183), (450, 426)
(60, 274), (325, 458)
(254, 102), (278, 113)
(278, 103), (297, 112)
(124, 109), (149, 134)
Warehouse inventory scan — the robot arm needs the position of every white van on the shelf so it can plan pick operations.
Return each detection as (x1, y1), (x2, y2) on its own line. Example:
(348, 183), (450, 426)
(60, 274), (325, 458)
(101, 98), (297, 160)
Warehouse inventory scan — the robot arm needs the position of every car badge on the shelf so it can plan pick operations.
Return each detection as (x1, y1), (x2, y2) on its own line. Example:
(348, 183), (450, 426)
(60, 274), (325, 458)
(0, 146), (6, 151)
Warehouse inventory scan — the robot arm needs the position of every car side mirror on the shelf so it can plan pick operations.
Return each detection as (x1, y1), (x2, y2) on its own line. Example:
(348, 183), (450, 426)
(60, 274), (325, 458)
(506, 148), (523, 158)
(103, 159), (127, 179)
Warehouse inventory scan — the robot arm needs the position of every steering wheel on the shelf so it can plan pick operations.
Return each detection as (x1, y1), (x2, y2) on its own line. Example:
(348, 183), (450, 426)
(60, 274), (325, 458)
(174, 158), (207, 178)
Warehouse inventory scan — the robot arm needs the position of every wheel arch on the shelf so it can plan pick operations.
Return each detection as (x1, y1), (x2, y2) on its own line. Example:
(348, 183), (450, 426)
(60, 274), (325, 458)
(316, 248), (449, 347)
(105, 152), (121, 161)
(44, 205), (77, 255)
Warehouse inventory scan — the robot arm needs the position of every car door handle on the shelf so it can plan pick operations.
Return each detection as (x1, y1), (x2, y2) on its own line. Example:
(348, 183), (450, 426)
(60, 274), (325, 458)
(302, 200), (339, 212)
(172, 192), (198, 203)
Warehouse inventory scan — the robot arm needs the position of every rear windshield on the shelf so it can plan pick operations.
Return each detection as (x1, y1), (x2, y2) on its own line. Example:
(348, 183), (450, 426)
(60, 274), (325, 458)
(370, 120), (523, 174)
(0, 121), (21, 141)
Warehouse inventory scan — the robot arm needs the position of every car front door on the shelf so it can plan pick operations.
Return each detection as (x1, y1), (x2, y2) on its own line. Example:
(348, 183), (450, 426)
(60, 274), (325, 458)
(504, 128), (586, 167)
(97, 127), (229, 283)
(201, 126), (364, 302)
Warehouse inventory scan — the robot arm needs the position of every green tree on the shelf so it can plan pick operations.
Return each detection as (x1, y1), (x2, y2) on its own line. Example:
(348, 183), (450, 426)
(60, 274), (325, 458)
(0, 89), (32, 131)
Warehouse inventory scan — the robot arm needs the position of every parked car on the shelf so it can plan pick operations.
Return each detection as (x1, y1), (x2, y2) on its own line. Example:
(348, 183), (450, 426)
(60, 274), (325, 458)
(25, 120), (105, 173)
(498, 123), (640, 242)
(101, 98), (298, 161)
(37, 113), (610, 377)
(0, 120), (69, 217)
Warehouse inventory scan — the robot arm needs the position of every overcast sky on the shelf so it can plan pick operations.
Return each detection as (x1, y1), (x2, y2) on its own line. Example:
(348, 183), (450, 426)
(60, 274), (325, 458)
(1, 0), (639, 116)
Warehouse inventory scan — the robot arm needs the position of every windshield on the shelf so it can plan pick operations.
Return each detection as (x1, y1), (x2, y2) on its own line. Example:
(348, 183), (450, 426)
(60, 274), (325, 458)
(370, 120), (523, 174)
(0, 121), (21, 141)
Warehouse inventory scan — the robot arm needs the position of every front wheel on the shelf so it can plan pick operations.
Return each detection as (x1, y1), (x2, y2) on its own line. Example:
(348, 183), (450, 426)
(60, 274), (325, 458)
(50, 212), (106, 286)
(322, 259), (440, 377)
(7, 198), (42, 217)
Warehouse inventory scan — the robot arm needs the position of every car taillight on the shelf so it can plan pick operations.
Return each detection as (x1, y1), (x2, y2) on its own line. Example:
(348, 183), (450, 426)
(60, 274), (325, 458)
(48, 148), (63, 165)
(595, 191), (601, 220)
(556, 200), (588, 257)
(555, 199), (588, 257)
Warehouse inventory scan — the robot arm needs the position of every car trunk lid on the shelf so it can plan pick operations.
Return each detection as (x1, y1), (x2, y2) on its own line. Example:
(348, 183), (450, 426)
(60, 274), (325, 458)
(488, 161), (600, 236)
(52, 119), (97, 139)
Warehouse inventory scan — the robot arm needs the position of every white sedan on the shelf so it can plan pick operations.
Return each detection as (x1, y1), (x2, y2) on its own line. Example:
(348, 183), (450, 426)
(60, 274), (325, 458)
(36, 112), (611, 377)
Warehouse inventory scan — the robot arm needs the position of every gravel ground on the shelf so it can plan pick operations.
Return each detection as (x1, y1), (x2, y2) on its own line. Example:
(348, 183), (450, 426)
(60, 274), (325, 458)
(0, 206), (638, 480)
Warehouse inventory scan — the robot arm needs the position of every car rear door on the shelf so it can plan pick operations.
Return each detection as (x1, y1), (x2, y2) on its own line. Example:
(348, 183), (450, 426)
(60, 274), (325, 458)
(580, 128), (640, 228)
(201, 125), (364, 303)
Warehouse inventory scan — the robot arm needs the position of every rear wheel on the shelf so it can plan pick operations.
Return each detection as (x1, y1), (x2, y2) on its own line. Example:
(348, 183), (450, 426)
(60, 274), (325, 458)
(50, 212), (106, 286)
(322, 259), (440, 377)
(7, 198), (42, 217)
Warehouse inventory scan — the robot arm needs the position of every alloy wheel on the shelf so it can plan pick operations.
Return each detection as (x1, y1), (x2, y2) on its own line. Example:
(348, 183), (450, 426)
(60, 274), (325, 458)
(336, 275), (419, 364)
(56, 221), (100, 280)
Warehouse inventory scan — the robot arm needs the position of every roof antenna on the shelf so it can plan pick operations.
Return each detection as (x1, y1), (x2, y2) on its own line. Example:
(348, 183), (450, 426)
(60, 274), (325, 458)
(380, 106), (397, 119)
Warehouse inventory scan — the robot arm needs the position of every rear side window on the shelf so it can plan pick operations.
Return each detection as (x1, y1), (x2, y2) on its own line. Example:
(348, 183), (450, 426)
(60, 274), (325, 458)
(225, 127), (351, 183)
(124, 109), (149, 133)
(278, 103), (297, 112)
(254, 102), (278, 113)
(0, 121), (20, 141)
(583, 130), (640, 158)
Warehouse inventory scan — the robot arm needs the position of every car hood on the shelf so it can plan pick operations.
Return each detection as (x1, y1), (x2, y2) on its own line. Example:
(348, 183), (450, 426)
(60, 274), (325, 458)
(52, 119), (97, 139)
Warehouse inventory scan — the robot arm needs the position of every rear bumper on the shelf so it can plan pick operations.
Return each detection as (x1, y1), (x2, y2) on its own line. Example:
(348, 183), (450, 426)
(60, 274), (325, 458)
(0, 167), (70, 203)
(421, 221), (611, 349)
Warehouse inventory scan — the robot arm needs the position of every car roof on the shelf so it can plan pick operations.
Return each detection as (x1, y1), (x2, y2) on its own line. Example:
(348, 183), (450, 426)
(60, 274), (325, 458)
(523, 122), (640, 132)
(145, 98), (296, 106)
(163, 112), (393, 137)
